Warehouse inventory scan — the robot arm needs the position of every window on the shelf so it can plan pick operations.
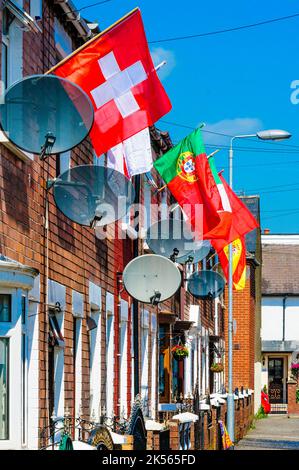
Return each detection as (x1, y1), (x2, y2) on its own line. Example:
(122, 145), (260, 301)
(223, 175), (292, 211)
(158, 324), (171, 403)
(0, 295), (11, 322)
(54, 17), (73, 60)
(56, 151), (71, 177)
(140, 311), (149, 415)
(0, 338), (9, 440)
(1, 6), (23, 90)
(21, 296), (26, 324)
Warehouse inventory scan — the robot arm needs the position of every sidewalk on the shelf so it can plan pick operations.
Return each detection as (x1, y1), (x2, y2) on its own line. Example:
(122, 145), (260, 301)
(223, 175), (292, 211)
(236, 415), (299, 450)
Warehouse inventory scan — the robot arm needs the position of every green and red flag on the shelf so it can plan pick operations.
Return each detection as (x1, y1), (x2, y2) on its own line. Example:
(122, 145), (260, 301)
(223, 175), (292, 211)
(211, 175), (259, 252)
(153, 128), (232, 241)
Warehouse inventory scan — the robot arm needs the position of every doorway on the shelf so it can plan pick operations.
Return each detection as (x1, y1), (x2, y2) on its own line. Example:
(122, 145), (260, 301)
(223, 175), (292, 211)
(268, 358), (285, 404)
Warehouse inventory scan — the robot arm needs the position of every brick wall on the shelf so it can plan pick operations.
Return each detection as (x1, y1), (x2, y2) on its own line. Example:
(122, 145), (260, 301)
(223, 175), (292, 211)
(224, 260), (257, 390)
(0, 1), (224, 449)
(287, 380), (299, 415)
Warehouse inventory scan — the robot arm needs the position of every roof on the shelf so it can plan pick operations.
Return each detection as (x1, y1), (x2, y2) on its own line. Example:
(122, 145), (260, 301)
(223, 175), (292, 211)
(262, 242), (299, 295)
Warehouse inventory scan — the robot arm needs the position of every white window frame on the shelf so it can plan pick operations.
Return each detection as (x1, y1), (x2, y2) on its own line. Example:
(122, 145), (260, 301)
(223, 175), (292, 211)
(0, 288), (23, 450)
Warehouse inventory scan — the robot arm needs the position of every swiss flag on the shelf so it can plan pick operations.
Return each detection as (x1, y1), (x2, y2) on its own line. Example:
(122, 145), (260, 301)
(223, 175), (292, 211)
(53, 9), (171, 156)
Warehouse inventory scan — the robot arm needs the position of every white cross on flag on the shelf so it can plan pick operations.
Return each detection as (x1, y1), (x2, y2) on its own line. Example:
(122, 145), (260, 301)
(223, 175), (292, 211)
(52, 8), (171, 175)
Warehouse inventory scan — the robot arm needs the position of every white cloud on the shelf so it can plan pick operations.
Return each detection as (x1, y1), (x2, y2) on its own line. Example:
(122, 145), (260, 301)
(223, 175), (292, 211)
(150, 47), (176, 80)
(203, 117), (263, 146)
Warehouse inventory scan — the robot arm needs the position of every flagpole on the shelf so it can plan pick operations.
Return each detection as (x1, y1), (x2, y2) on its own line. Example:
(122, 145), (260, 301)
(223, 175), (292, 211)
(227, 138), (235, 445)
(46, 7), (140, 74)
(226, 130), (291, 444)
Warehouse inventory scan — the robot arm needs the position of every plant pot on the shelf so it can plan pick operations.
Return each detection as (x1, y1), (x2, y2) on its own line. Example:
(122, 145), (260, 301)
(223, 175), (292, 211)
(173, 354), (186, 361)
(210, 365), (224, 373)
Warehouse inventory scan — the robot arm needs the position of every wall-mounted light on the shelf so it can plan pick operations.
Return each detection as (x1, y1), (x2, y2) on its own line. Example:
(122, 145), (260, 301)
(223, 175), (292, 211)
(262, 356), (266, 367)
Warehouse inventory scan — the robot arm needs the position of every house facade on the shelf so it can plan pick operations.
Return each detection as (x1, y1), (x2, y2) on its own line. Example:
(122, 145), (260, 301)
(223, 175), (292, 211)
(261, 233), (299, 413)
(0, 0), (226, 450)
(223, 196), (262, 414)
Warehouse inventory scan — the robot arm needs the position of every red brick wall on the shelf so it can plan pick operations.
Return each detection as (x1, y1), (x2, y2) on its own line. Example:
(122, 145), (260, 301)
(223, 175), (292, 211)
(287, 381), (299, 415)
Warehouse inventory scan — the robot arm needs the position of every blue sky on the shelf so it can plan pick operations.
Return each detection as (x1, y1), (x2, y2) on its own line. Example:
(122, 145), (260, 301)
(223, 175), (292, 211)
(75, 0), (299, 233)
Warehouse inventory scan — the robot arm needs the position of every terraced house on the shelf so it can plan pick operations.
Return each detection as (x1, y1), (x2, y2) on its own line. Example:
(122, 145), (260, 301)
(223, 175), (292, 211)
(0, 0), (256, 451)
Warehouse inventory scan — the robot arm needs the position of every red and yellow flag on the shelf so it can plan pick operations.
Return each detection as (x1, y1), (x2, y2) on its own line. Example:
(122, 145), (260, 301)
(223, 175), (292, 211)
(217, 236), (247, 290)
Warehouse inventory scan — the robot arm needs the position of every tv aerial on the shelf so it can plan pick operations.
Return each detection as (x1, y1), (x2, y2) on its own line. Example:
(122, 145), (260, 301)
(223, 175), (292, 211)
(187, 270), (225, 300)
(0, 74), (94, 158)
(52, 165), (135, 228)
(123, 254), (182, 305)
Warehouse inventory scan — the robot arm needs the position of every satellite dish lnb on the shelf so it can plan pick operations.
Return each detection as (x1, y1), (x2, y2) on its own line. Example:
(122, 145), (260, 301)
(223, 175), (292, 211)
(176, 240), (212, 264)
(146, 218), (196, 261)
(0, 74), (94, 158)
(187, 270), (225, 300)
(52, 165), (135, 227)
(123, 254), (182, 304)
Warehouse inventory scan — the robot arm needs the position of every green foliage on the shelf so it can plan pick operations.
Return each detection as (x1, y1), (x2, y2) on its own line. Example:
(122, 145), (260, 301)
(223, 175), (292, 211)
(255, 406), (268, 420)
(296, 388), (299, 404)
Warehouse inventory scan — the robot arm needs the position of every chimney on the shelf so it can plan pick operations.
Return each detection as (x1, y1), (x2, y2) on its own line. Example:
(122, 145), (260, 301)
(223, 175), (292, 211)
(263, 228), (270, 235)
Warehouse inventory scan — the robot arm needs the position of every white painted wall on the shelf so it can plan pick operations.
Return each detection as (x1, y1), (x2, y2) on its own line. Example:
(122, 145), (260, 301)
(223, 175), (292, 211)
(89, 283), (101, 420)
(27, 300), (39, 449)
(261, 298), (284, 341)
(285, 297), (299, 341)
(27, 275), (40, 450)
(262, 296), (299, 342)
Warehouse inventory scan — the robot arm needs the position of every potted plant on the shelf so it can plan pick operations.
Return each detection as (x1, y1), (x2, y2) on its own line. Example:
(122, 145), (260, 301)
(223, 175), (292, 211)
(210, 362), (224, 373)
(171, 344), (189, 361)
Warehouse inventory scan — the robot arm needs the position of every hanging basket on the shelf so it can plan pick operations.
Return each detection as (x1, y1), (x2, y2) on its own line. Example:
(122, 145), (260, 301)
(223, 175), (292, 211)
(210, 363), (224, 373)
(291, 363), (299, 379)
(171, 345), (189, 361)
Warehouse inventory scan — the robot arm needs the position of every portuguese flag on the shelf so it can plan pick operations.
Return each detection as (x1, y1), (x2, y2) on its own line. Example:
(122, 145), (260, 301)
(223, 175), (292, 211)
(153, 128), (232, 241)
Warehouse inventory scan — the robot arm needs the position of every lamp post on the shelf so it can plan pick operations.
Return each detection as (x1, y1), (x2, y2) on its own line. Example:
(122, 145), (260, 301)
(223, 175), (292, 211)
(227, 129), (291, 444)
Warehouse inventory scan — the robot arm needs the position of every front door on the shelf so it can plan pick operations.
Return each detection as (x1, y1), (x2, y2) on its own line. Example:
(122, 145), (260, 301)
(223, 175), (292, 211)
(268, 358), (284, 403)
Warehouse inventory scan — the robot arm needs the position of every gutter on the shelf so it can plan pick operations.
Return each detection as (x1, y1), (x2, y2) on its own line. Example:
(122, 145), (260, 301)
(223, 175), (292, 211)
(54, 0), (92, 39)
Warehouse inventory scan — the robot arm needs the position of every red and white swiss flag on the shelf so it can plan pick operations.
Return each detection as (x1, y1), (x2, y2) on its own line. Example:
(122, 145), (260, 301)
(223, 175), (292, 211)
(53, 8), (172, 156)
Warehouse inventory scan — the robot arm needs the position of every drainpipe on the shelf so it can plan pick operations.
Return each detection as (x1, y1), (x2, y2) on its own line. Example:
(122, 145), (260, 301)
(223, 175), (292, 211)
(282, 296), (287, 342)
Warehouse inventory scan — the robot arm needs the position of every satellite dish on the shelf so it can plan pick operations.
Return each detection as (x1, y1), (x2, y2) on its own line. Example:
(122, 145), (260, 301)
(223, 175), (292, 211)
(176, 240), (212, 264)
(123, 254), (182, 304)
(0, 74), (94, 157)
(52, 165), (135, 227)
(146, 218), (196, 261)
(187, 270), (225, 299)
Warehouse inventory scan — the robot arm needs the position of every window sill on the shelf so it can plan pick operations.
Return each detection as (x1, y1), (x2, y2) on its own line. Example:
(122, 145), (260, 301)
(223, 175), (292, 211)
(0, 132), (34, 162)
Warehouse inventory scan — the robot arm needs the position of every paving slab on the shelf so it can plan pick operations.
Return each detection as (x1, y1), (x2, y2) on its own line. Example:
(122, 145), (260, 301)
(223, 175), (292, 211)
(236, 415), (299, 450)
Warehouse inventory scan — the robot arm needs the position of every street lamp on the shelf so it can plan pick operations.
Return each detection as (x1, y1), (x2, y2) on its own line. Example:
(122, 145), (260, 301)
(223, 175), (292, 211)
(227, 128), (292, 445)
